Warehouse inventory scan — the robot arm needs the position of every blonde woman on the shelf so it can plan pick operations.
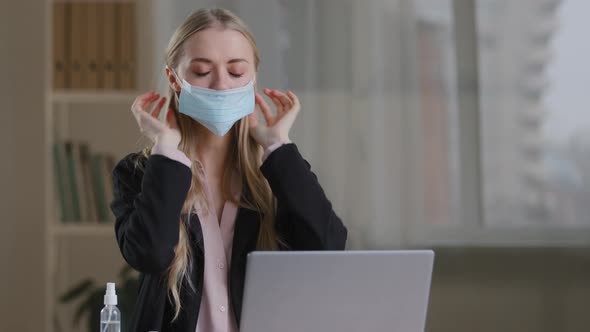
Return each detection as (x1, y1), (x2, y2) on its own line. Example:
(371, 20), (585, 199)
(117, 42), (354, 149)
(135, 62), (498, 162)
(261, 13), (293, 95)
(110, 8), (347, 332)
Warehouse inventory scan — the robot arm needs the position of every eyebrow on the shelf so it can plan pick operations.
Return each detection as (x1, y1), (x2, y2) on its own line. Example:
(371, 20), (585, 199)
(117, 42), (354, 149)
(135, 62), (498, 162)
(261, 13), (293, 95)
(190, 57), (249, 64)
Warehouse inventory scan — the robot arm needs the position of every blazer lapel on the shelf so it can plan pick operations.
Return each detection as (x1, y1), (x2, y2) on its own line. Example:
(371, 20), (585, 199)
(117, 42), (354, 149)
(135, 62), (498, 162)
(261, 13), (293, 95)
(229, 206), (261, 326)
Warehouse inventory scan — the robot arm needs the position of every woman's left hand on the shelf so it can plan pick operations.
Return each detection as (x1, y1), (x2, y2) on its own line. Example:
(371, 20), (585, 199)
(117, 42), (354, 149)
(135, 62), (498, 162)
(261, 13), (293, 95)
(248, 89), (300, 149)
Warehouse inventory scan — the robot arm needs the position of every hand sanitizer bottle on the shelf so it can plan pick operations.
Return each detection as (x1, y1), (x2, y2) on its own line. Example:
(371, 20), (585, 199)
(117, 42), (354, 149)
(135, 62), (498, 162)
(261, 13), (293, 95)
(100, 282), (121, 332)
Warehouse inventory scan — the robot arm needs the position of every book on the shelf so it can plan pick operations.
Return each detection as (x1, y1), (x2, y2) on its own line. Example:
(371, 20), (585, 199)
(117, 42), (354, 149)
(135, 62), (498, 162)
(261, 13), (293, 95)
(63, 141), (81, 221)
(118, 1), (136, 90)
(69, 1), (88, 89)
(53, 1), (68, 89)
(101, 2), (118, 89)
(86, 2), (101, 89)
(72, 141), (89, 222)
(52, 142), (71, 222)
(79, 143), (99, 222)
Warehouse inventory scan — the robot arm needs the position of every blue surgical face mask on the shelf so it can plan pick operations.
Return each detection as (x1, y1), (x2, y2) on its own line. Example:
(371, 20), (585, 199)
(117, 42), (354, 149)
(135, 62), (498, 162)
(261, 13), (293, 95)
(171, 70), (255, 136)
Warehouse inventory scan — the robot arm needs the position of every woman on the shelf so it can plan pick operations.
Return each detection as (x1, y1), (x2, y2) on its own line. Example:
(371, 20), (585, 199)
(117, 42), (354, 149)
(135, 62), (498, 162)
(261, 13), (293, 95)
(110, 8), (347, 332)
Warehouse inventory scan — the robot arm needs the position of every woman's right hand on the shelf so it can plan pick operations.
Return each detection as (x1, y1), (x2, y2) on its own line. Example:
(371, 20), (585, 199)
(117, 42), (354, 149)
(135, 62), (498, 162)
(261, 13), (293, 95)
(131, 92), (181, 148)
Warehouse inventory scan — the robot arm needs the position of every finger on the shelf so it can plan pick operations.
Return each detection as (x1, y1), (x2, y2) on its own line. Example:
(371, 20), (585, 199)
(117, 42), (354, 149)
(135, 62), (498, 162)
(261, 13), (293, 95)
(135, 91), (157, 104)
(256, 92), (274, 124)
(134, 95), (160, 117)
(150, 97), (167, 119)
(270, 95), (285, 114)
(136, 92), (159, 111)
(263, 89), (284, 114)
(132, 92), (155, 113)
(271, 90), (293, 110)
(145, 94), (161, 111)
(286, 90), (301, 112)
(131, 93), (157, 124)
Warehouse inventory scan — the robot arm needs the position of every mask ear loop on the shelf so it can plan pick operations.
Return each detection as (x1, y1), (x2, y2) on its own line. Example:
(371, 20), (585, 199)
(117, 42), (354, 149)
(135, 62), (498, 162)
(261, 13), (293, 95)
(166, 66), (183, 96)
(165, 66), (183, 119)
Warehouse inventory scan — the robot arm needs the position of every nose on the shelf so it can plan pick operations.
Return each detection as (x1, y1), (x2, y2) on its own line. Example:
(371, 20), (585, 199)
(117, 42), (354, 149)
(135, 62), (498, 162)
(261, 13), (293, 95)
(209, 71), (231, 91)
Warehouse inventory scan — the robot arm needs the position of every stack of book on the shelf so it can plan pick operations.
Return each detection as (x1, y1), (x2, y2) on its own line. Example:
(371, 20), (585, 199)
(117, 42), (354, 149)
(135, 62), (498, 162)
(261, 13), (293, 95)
(53, 0), (136, 90)
(52, 141), (117, 223)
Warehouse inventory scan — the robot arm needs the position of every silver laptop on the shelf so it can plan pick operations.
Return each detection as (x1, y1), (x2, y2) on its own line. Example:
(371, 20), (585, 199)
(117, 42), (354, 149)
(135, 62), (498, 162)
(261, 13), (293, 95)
(239, 250), (435, 332)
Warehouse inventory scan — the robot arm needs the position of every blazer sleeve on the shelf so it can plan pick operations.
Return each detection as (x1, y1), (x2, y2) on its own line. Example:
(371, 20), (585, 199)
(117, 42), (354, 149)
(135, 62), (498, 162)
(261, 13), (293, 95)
(260, 143), (347, 250)
(110, 152), (192, 273)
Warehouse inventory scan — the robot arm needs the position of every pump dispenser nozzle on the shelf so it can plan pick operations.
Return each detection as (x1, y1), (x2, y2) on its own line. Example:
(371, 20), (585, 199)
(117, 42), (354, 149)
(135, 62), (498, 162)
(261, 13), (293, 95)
(104, 282), (118, 305)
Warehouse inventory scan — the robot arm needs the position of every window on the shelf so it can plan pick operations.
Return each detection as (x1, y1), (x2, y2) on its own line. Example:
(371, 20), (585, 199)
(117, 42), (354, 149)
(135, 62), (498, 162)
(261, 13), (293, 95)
(477, 0), (590, 228)
(155, 0), (590, 247)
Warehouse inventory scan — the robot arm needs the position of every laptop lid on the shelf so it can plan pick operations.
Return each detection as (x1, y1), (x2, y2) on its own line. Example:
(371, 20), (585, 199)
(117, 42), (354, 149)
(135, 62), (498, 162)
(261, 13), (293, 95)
(239, 250), (435, 332)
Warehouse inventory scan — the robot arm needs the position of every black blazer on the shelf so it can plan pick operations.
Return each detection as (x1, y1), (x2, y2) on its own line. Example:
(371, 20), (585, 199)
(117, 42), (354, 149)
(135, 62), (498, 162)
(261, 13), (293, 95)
(110, 143), (347, 332)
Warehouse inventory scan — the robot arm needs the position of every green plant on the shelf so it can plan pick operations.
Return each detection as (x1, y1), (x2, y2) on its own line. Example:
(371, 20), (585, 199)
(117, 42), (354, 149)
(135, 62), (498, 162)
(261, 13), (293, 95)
(59, 265), (139, 332)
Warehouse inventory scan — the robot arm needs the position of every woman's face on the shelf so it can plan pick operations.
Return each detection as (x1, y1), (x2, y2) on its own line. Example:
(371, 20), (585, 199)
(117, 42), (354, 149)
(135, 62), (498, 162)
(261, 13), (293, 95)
(172, 26), (256, 91)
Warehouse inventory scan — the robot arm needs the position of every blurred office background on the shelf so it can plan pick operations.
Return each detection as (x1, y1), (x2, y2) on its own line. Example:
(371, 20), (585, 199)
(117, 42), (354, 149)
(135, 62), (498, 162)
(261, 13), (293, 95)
(1, 0), (589, 331)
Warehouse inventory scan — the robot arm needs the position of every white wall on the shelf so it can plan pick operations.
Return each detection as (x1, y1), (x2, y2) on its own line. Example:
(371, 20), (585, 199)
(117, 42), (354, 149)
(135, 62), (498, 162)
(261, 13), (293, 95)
(0, 0), (46, 331)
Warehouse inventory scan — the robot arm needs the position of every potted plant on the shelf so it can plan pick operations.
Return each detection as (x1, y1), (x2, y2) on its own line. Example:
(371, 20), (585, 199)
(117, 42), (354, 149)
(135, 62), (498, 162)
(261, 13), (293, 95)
(59, 265), (139, 332)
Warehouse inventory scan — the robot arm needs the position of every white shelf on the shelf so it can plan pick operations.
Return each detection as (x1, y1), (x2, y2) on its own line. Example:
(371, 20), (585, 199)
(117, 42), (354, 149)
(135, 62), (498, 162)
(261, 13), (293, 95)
(51, 223), (114, 236)
(50, 90), (140, 104)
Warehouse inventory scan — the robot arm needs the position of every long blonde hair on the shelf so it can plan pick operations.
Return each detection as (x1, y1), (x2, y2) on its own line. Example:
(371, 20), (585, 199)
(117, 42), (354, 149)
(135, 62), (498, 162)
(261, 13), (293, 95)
(143, 8), (278, 321)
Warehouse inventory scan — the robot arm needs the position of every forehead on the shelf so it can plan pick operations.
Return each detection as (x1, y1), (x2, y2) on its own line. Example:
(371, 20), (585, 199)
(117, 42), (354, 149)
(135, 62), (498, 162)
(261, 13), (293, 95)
(182, 27), (254, 63)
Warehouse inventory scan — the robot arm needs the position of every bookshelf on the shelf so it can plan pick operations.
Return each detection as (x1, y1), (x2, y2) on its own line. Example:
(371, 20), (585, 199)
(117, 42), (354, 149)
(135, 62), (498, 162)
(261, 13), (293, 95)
(44, 1), (151, 331)
(51, 91), (140, 104)
(52, 223), (115, 237)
